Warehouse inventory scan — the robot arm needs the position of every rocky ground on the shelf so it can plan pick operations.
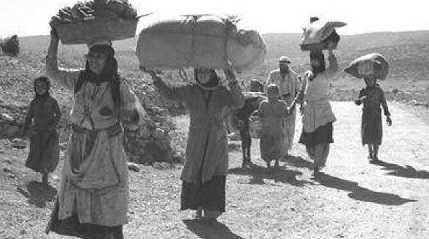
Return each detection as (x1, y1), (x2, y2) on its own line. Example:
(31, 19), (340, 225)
(1, 101), (428, 239)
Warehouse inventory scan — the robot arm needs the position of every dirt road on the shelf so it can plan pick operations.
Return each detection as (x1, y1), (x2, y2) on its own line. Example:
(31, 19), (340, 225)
(1, 102), (429, 239)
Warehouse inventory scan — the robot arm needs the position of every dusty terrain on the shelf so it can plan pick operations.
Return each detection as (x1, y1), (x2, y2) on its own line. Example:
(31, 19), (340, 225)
(1, 30), (429, 239)
(1, 101), (429, 239)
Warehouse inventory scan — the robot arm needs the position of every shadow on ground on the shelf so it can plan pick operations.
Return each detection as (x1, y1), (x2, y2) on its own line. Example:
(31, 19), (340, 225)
(229, 163), (314, 187)
(183, 219), (243, 239)
(315, 173), (417, 206)
(280, 155), (313, 169)
(17, 180), (57, 208)
(372, 159), (429, 179)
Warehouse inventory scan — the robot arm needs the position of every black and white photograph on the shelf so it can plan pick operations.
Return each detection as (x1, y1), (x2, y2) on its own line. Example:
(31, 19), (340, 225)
(1, 0), (429, 238)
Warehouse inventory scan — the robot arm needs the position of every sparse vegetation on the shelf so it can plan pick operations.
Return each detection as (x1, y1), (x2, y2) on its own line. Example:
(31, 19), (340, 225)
(1, 31), (429, 239)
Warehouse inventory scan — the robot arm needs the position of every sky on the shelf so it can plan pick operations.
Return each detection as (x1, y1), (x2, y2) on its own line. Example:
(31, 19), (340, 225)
(1, 0), (429, 37)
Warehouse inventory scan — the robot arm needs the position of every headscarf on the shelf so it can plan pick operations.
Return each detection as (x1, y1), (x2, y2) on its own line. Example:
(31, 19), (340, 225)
(279, 56), (291, 64)
(310, 51), (326, 78)
(76, 44), (121, 110)
(194, 68), (220, 91)
(266, 83), (280, 95)
(249, 79), (263, 92)
(33, 76), (50, 100)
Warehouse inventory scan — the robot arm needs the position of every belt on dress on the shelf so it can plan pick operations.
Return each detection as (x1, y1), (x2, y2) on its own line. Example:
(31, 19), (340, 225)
(72, 122), (123, 137)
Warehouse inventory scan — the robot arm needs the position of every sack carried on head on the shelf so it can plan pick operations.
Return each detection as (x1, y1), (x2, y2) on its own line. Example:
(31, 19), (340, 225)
(344, 53), (389, 80)
(300, 18), (346, 51)
(137, 15), (266, 72)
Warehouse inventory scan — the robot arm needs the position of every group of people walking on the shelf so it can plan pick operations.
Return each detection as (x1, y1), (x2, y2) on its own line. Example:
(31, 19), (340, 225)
(256, 43), (392, 175)
(14, 25), (392, 238)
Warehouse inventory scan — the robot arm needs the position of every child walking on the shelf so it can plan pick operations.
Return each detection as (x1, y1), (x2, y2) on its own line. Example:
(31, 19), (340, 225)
(355, 76), (392, 163)
(258, 84), (295, 170)
(23, 76), (61, 184)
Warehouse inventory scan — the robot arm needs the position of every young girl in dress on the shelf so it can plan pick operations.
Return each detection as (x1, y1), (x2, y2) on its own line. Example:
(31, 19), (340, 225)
(23, 76), (61, 184)
(258, 84), (295, 170)
(355, 76), (392, 162)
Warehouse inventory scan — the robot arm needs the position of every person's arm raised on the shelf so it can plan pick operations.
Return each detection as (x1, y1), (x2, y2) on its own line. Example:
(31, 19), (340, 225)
(144, 68), (187, 102)
(45, 29), (80, 90)
(225, 66), (244, 109)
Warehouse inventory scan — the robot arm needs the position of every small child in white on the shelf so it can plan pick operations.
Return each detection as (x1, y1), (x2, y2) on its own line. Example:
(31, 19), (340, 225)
(257, 84), (295, 170)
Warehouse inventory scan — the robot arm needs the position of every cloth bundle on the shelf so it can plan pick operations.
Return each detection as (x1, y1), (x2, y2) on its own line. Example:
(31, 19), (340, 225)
(344, 53), (389, 80)
(300, 20), (346, 51)
(50, 0), (139, 44)
(136, 15), (266, 72)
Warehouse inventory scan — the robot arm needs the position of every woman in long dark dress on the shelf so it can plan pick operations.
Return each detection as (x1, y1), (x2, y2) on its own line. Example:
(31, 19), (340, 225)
(147, 67), (244, 220)
(23, 76), (61, 185)
(355, 76), (392, 162)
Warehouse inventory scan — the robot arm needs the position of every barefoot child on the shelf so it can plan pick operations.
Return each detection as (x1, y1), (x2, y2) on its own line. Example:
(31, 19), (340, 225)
(355, 76), (392, 162)
(258, 84), (295, 170)
(23, 76), (61, 184)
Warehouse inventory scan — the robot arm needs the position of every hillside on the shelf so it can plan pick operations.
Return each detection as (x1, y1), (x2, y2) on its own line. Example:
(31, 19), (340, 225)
(2, 30), (429, 110)
(20, 30), (429, 78)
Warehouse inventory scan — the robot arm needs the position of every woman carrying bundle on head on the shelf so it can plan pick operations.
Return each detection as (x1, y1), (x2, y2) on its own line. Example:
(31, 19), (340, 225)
(145, 66), (244, 221)
(45, 28), (146, 239)
(347, 54), (392, 163)
(297, 42), (338, 178)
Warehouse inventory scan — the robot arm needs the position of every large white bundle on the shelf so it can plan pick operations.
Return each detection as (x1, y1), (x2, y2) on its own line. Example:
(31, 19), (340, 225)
(300, 20), (346, 51)
(344, 53), (389, 80)
(136, 15), (266, 72)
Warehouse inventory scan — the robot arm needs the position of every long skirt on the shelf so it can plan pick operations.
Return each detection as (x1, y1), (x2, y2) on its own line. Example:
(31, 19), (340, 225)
(260, 134), (282, 162)
(181, 175), (226, 212)
(298, 122), (333, 147)
(46, 124), (128, 239)
(46, 200), (124, 239)
(25, 130), (59, 173)
(305, 144), (330, 169)
(299, 122), (334, 169)
(361, 109), (383, 145)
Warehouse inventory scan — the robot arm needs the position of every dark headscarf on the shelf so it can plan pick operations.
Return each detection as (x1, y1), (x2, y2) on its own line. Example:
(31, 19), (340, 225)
(310, 51), (326, 78)
(194, 68), (220, 90)
(249, 79), (264, 92)
(76, 44), (121, 110)
(33, 76), (50, 100)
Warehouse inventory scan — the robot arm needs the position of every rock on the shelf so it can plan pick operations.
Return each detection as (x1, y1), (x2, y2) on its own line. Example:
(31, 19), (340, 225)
(153, 162), (162, 169)
(127, 162), (140, 172)
(3, 167), (12, 173)
(1, 113), (15, 122)
(11, 138), (26, 149)
(153, 162), (171, 170)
